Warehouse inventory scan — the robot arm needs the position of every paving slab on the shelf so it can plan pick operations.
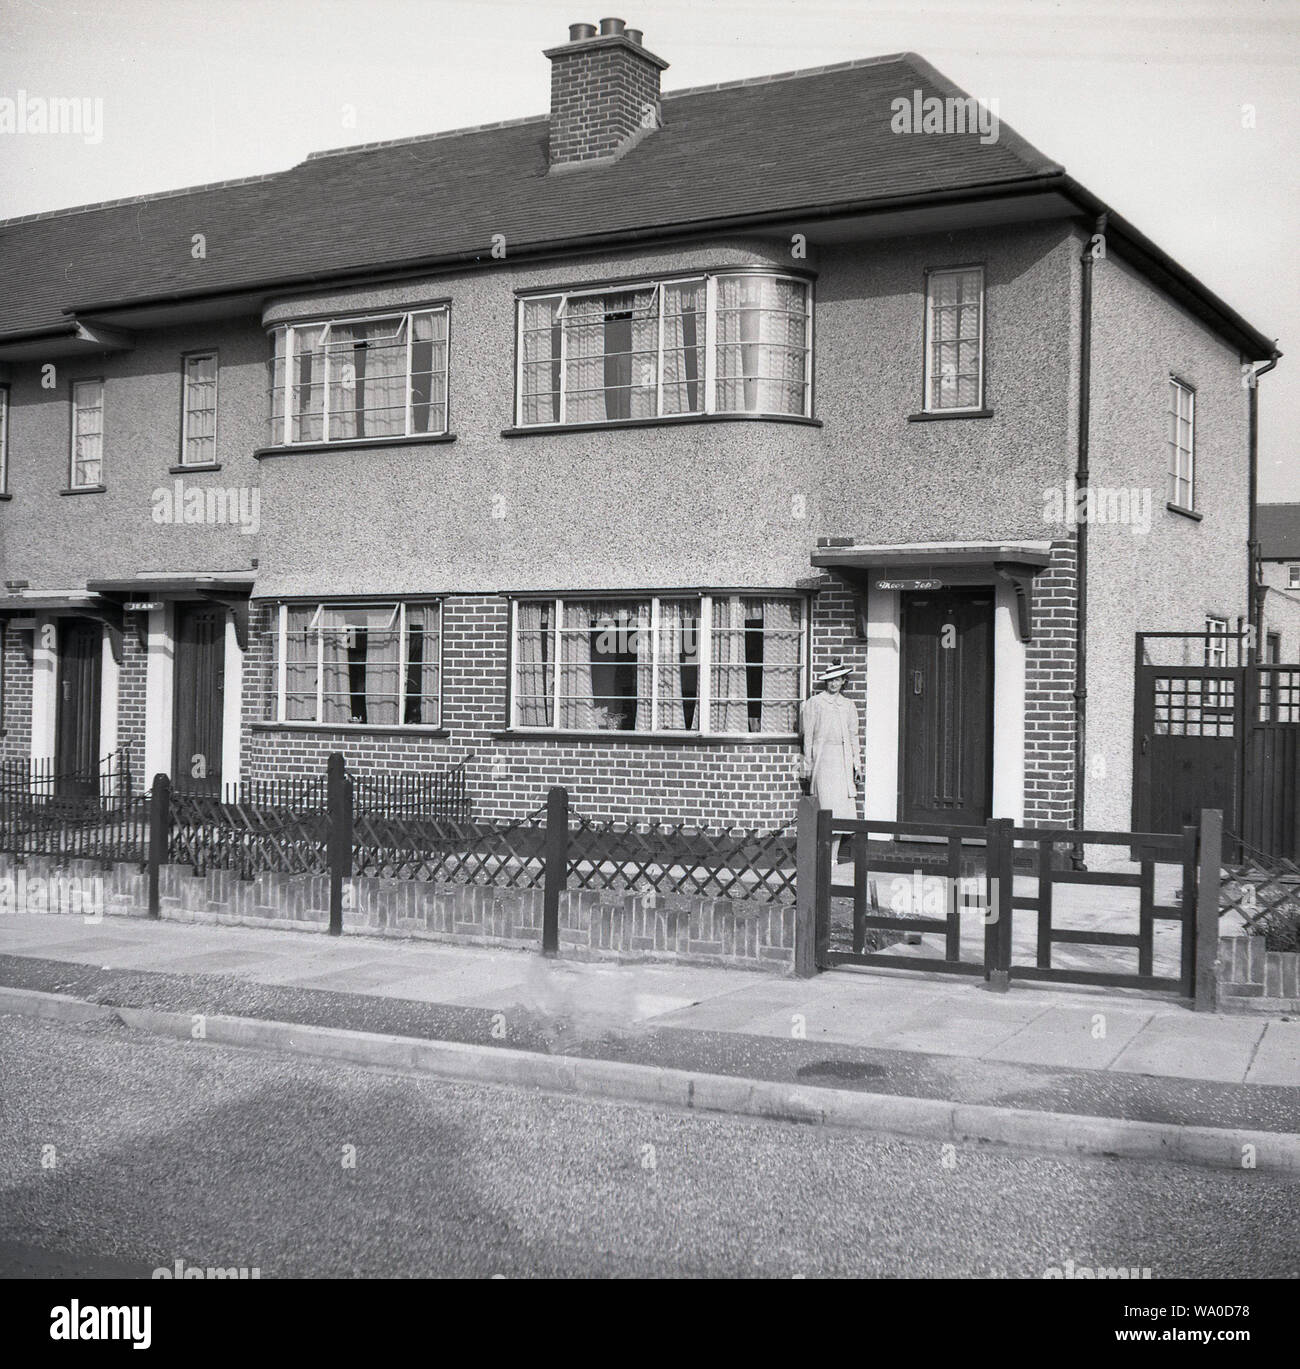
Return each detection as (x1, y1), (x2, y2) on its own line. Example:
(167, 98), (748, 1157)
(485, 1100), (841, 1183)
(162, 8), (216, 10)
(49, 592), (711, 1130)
(1109, 1013), (1269, 1083)
(1244, 1021), (1300, 1087)
(983, 1004), (1155, 1070)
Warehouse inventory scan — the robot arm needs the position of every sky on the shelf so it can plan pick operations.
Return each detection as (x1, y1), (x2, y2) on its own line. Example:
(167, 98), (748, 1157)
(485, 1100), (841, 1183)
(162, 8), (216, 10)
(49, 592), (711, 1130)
(1, 0), (1296, 499)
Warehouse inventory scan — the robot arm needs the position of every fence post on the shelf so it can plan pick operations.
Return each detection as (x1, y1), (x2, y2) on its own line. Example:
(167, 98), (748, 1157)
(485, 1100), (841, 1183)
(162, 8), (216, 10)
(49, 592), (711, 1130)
(1193, 808), (1223, 1012)
(794, 796), (823, 977)
(984, 817), (1014, 991)
(542, 786), (569, 957)
(327, 753), (352, 937)
(147, 772), (170, 919)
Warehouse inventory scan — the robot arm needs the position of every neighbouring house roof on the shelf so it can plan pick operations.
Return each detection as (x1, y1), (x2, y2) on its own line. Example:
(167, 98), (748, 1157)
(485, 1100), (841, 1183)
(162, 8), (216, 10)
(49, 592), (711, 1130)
(1258, 503), (1300, 560)
(0, 52), (1279, 358)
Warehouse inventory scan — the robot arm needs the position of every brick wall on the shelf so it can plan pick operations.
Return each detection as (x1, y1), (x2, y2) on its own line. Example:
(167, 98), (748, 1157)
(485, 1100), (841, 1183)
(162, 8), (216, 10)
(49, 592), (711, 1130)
(1, 622), (31, 764)
(117, 625), (148, 784)
(1024, 537), (1079, 827)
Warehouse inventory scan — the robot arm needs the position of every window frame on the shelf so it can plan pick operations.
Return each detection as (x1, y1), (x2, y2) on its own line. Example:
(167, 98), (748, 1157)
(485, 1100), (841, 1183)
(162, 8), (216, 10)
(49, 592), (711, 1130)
(507, 590), (809, 737)
(512, 269), (814, 428)
(272, 598), (444, 729)
(179, 349), (220, 467)
(922, 265), (986, 414)
(267, 304), (451, 448)
(1288, 564), (1300, 590)
(69, 378), (105, 489)
(1167, 376), (1196, 511)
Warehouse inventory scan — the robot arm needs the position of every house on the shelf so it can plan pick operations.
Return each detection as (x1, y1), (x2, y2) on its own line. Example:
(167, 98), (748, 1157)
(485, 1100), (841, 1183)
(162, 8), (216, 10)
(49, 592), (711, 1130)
(0, 19), (1282, 843)
(1257, 503), (1300, 662)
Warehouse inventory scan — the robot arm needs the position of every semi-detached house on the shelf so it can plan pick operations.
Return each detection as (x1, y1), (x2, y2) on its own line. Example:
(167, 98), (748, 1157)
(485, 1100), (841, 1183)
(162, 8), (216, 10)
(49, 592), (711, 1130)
(0, 19), (1281, 844)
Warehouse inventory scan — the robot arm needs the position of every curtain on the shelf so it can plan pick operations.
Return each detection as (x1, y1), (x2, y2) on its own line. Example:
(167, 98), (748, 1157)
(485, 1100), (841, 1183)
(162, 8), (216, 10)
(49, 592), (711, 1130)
(710, 595), (750, 733)
(661, 281), (705, 415)
(410, 311), (448, 434)
(329, 317), (407, 440)
(403, 603), (440, 725)
(292, 326), (326, 442)
(656, 599), (693, 730)
(759, 598), (801, 732)
(565, 289), (657, 422)
(559, 601), (597, 730)
(514, 601), (553, 727)
(320, 606), (400, 724)
(283, 606), (316, 720)
(635, 603), (655, 730)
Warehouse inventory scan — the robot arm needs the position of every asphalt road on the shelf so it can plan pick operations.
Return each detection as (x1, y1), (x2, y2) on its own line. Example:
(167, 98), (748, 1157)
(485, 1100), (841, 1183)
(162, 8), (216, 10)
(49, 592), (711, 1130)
(0, 1014), (1296, 1279)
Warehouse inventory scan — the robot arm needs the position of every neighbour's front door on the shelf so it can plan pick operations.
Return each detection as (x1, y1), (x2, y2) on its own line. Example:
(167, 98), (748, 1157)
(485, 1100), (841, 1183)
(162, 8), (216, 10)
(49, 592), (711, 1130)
(55, 617), (103, 793)
(172, 602), (225, 794)
(899, 589), (994, 827)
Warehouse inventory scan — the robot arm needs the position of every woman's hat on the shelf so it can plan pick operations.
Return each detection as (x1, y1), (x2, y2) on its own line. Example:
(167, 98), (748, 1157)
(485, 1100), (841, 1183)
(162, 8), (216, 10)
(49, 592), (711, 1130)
(817, 657), (852, 683)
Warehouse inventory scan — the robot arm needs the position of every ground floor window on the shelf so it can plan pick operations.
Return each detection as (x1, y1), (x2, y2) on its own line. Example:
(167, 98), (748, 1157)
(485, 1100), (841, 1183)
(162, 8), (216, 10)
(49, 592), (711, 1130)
(273, 600), (441, 726)
(511, 593), (805, 734)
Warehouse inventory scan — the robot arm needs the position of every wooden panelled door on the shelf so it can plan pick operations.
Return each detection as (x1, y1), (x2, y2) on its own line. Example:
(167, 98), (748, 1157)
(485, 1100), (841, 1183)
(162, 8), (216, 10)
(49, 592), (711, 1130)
(173, 603), (225, 794)
(55, 617), (103, 791)
(899, 590), (995, 826)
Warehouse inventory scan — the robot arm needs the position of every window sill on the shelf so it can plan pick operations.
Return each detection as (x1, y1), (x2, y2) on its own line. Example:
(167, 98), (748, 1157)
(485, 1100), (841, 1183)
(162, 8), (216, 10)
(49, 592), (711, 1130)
(502, 413), (821, 437)
(493, 729), (800, 746)
(907, 409), (994, 423)
(1166, 502), (1203, 522)
(60, 484), (106, 496)
(254, 433), (456, 459)
(251, 721), (449, 737)
(169, 462), (223, 474)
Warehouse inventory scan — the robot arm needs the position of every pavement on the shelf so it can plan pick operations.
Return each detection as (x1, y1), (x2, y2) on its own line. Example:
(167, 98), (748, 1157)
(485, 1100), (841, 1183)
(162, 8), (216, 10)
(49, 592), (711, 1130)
(1, 911), (1297, 1171)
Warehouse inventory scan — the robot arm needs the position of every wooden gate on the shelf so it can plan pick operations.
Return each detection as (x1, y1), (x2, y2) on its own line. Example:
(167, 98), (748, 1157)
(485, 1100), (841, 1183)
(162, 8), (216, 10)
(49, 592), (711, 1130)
(1241, 666), (1300, 861)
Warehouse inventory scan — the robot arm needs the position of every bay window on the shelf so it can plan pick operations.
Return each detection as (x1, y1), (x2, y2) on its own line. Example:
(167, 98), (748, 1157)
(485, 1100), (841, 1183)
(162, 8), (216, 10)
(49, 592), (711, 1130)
(511, 593), (805, 734)
(273, 601), (441, 727)
(516, 271), (811, 426)
(267, 307), (449, 446)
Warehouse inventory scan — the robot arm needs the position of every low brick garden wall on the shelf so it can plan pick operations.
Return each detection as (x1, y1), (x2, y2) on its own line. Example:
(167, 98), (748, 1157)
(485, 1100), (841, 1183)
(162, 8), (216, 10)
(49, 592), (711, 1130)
(1217, 935), (1300, 1013)
(0, 854), (794, 972)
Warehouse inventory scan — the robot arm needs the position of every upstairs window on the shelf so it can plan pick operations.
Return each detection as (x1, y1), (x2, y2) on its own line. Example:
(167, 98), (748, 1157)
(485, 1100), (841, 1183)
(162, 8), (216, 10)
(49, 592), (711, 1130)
(70, 380), (104, 488)
(268, 308), (449, 446)
(0, 384), (8, 493)
(181, 352), (218, 465)
(516, 271), (811, 427)
(273, 600), (441, 727)
(510, 593), (805, 734)
(924, 266), (985, 411)
(1288, 565), (1299, 590)
(1168, 378), (1196, 510)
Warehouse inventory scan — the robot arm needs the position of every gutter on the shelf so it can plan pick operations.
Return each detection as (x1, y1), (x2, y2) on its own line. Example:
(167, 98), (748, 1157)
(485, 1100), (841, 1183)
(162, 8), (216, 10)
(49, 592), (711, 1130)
(1072, 214), (1106, 869)
(1247, 355), (1282, 658)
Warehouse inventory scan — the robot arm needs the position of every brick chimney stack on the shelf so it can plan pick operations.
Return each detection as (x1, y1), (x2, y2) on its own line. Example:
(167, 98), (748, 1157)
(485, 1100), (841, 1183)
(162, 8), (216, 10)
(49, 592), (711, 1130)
(545, 18), (669, 170)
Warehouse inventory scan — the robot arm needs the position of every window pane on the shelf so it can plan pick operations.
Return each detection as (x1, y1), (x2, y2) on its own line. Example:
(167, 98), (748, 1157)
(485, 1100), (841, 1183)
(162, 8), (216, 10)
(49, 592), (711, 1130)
(558, 599), (649, 730)
(183, 354), (218, 464)
(654, 598), (703, 730)
(409, 311), (448, 436)
(72, 382), (103, 486)
(715, 275), (808, 415)
(520, 298), (562, 425)
(328, 317), (407, 441)
(927, 269), (982, 410)
(291, 326), (326, 442)
(514, 601), (555, 726)
(403, 602), (441, 725)
(319, 604), (400, 725)
(284, 606), (318, 720)
(661, 281), (705, 415)
(564, 290), (658, 424)
(711, 596), (802, 733)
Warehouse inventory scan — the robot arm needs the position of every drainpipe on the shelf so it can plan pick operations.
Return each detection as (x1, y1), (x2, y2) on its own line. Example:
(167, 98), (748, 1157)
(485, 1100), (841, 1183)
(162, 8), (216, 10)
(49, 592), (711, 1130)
(1072, 214), (1105, 870)
(1247, 354), (1280, 662)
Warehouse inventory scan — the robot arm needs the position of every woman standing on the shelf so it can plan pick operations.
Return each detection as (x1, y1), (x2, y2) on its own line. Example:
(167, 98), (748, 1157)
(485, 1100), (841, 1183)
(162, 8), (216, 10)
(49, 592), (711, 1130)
(800, 658), (862, 820)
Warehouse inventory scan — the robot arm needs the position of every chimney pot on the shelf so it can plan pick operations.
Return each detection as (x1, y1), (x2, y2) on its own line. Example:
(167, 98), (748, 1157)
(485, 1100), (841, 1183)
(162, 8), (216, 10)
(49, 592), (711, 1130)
(599, 17), (626, 35)
(625, 28), (643, 45)
(568, 22), (597, 41)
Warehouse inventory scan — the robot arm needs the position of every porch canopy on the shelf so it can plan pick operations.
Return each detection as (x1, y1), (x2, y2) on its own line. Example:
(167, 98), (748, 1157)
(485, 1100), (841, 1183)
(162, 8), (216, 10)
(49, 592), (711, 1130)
(810, 540), (1053, 642)
(0, 589), (127, 662)
(85, 572), (257, 651)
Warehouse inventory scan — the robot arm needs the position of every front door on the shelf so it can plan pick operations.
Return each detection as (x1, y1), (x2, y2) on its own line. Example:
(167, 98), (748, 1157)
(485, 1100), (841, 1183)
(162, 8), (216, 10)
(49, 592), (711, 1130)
(172, 602), (225, 794)
(899, 589), (995, 826)
(55, 617), (103, 793)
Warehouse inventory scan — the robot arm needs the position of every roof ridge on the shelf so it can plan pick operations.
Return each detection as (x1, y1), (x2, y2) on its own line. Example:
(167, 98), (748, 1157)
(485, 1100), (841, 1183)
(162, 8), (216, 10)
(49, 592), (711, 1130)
(304, 112), (546, 162)
(0, 169), (284, 229)
(662, 51), (912, 99)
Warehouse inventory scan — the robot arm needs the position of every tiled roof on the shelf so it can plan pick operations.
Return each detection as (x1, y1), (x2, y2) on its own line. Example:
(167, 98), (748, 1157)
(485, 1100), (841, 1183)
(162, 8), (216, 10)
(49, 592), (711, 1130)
(0, 53), (1062, 340)
(1258, 504), (1300, 560)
